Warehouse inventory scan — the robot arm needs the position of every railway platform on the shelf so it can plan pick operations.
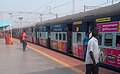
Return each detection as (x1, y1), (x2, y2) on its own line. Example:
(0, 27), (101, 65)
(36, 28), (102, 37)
(0, 38), (119, 74)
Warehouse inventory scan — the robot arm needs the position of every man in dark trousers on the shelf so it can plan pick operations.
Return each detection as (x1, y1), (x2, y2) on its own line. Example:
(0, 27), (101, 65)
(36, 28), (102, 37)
(85, 28), (100, 74)
(21, 29), (27, 51)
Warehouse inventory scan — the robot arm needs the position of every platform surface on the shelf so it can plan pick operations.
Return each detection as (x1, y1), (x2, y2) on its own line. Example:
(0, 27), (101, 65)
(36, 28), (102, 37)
(0, 38), (80, 74)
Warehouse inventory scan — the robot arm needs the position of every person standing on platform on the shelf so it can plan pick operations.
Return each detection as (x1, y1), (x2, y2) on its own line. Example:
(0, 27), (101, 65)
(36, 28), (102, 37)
(85, 28), (100, 74)
(83, 32), (89, 60)
(4, 32), (9, 45)
(8, 33), (11, 44)
(21, 29), (27, 51)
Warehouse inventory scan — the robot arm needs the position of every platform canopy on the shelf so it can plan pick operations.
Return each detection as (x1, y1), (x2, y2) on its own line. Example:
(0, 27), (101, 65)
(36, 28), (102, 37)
(0, 21), (11, 27)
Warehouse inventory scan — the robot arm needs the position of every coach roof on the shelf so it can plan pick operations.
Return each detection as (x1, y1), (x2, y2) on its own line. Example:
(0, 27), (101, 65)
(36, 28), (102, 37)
(36, 2), (120, 26)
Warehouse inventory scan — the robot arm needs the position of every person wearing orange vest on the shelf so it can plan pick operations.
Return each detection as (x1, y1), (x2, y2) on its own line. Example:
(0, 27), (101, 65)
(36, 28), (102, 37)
(4, 32), (9, 45)
(8, 33), (11, 44)
(22, 29), (27, 51)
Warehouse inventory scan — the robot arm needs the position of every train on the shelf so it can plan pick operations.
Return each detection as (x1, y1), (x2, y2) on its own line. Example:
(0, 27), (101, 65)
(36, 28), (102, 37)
(12, 3), (120, 72)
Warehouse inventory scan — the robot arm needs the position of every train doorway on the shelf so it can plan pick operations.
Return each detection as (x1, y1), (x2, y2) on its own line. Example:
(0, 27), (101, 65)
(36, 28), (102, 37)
(66, 24), (72, 55)
(85, 21), (95, 33)
(47, 26), (51, 49)
(36, 28), (39, 45)
(31, 27), (34, 43)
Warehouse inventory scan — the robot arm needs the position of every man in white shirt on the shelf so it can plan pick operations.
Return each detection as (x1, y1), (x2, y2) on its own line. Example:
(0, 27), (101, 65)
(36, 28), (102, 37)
(85, 28), (100, 74)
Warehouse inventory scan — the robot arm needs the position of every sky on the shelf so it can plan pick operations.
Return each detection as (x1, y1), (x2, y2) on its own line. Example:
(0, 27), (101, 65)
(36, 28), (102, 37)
(0, 0), (120, 27)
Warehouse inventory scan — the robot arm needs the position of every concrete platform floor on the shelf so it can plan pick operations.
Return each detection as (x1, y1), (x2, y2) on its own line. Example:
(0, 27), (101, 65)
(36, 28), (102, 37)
(0, 38), (80, 74)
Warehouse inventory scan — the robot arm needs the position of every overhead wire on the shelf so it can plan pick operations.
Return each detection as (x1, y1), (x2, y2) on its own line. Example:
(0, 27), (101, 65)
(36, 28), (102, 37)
(19, 0), (55, 23)
(23, 0), (74, 23)
(39, 0), (73, 13)
(47, 0), (82, 16)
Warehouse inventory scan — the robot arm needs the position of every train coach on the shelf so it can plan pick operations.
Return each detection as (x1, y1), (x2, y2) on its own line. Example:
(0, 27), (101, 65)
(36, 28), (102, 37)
(96, 16), (120, 70)
(12, 3), (120, 72)
(35, 25), (50, 47)
(25, 27), (33, 43)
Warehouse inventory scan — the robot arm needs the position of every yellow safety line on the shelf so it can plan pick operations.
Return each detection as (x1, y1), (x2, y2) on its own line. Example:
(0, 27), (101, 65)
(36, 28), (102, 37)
(14, 39), (85, 74)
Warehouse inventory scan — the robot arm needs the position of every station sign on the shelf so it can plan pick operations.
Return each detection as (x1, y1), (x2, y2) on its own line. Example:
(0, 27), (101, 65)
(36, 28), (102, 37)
(39, 25), (46, 31)
(73, 21), (82, 25)
(96, 17), (111, 23)
(51, 24), (66, 32)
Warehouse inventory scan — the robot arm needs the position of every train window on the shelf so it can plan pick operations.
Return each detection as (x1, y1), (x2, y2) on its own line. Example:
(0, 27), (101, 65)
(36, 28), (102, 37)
(104, 33), (113, 46)
(63, 33), (66, 41)
(77, 33), (81, 43)
(116, 33), (120, 47)
(98, 34), (102, 45)
(56, 33), (58, 40)
(59, 33), (62, 40)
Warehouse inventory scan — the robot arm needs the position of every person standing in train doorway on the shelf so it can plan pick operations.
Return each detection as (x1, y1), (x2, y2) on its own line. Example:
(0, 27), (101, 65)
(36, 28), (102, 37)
(21, 29), (27, 51)
(83, 32), (89, 60)
(85, 28), (100, 74)
(89, 28), (94, 39)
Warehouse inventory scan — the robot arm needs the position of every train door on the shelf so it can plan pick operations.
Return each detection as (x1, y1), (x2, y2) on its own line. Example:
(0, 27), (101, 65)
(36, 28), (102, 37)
(30, 27), (33, 42)
(84, 21), (95, 33)
(36, 27), (39, 45)
(66, 24), (72, 54)
(72, 21), (85, 60)
(47, 26), (51, 48)
(31, 27), (34, 43)
(33, 27), (35, 43)
(32, 27), (37, 44)
(35, 27), (37, 44)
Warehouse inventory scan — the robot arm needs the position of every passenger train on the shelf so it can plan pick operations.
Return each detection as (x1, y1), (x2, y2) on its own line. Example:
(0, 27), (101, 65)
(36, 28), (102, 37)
(12, 3), (120, 72)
